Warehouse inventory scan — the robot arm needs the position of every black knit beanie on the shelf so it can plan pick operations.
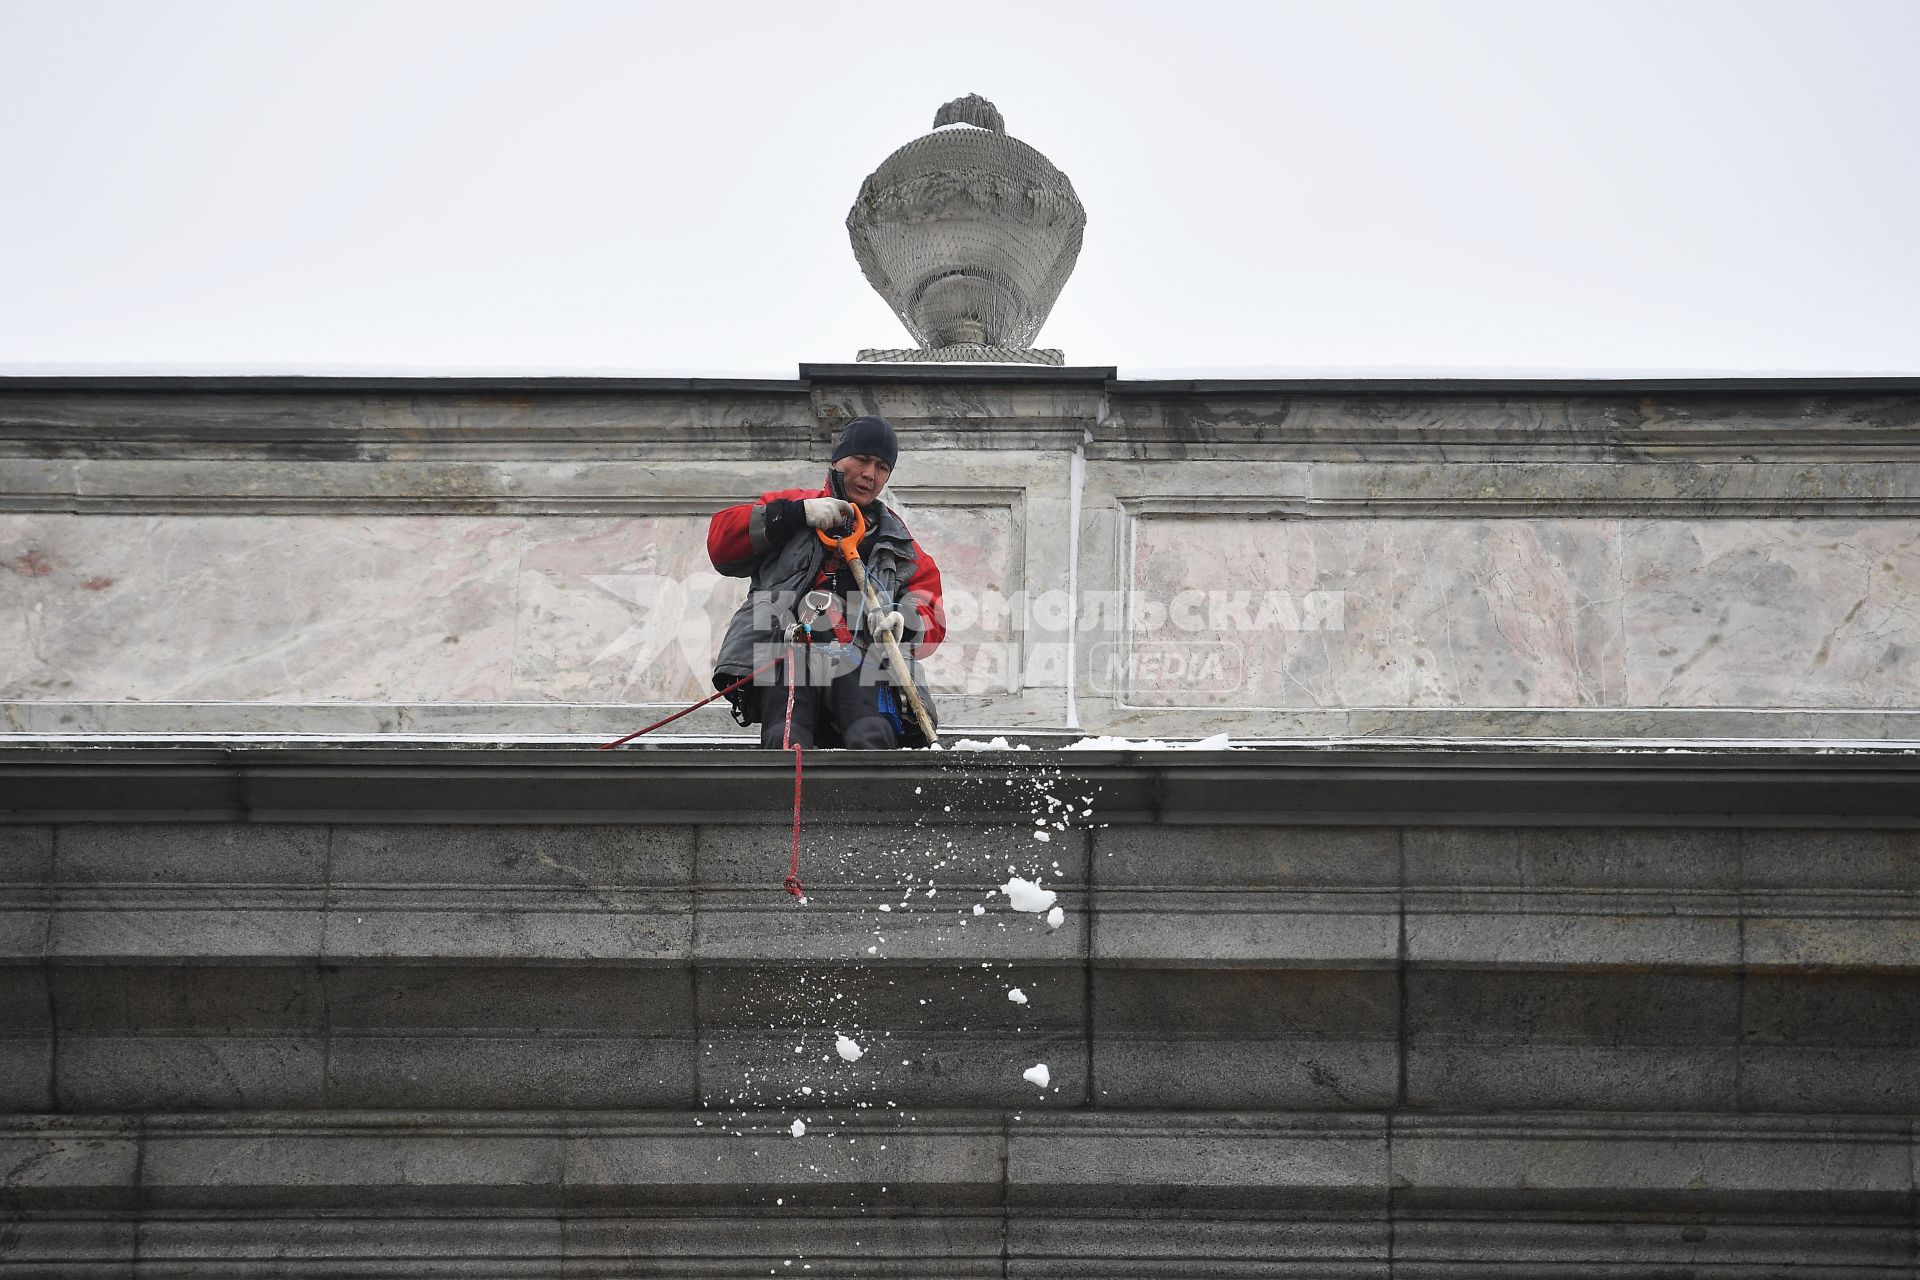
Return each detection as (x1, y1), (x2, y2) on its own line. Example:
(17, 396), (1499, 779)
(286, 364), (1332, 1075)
(829, 415), (899, 469)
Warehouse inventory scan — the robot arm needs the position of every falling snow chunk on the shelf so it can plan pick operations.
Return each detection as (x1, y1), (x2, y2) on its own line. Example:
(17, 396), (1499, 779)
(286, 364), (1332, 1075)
(971, 904), (985, 916)
(1023, 1063), (1051, 1088)
(878, 904), (891, 912)
(1001, 876), (1057, 913)
(1046, 906), (1064, 929)
(836, 1035), (865, 1063)
(790, 1119), (806, 1138)
(1007, 988), (1028, 1004)
(1032, 831), (1051, 842)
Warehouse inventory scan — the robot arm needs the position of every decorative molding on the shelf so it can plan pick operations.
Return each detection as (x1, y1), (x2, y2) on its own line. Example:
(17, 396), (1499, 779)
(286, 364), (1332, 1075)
(857, 346), (1066, 365)
(1095, 390), (1920, 461)
(0, 745), (1916, 826)
(1, 1109), (1909, 1211)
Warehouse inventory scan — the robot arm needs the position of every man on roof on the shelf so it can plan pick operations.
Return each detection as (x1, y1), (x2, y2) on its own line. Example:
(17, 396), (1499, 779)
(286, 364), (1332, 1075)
(706, 414), (943, 748)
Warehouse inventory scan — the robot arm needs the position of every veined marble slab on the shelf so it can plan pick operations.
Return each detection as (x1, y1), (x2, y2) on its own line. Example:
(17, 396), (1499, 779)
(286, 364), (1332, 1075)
(1121, 516), (1920, 710)
(4, 509), (1916, 721)
(1624, 520), (1920, 708)
(1, 513), (526, 704)
(0, 505), (1020, 707)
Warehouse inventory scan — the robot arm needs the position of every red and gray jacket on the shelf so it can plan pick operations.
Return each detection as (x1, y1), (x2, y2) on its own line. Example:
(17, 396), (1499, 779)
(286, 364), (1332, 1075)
(707, 481), (945, 723)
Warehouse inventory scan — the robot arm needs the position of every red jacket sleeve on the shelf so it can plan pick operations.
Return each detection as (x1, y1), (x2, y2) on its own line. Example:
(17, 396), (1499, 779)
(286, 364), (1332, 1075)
(899, 538), (945, 659)
(707, 487), (823, 577)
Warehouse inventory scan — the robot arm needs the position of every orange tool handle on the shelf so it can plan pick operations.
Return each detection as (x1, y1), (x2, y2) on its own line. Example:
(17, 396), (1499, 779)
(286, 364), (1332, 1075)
(815, 502), (868, 561)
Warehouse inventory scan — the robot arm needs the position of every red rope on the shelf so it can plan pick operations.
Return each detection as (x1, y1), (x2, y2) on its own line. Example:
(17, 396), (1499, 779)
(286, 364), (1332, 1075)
(596, 652), (787, 749)
(782, 643), (806, 899)
(785, 744), (805, 899)
(781, 646), (798, 750)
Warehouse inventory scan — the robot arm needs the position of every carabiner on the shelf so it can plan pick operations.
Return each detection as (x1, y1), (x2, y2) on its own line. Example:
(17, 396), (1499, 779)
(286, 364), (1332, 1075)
(784, 588), (835, 645)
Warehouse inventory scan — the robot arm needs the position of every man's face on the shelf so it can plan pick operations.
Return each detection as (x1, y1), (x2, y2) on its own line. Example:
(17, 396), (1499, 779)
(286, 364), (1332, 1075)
(833, 453), (892, 505)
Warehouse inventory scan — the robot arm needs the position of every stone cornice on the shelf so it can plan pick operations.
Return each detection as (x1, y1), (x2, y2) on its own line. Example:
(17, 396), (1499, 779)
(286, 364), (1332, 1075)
(4, 373), (1915, 392)
(0, 386), (820, 460)
(0, 375), (814, 394)
(1112, 376), (1920, 395)
(5, 377), (1919, 468)
(1, 1110), (1909, 1215)
(1095, 388), (1920, 461)
(1, 745), (1916, 827)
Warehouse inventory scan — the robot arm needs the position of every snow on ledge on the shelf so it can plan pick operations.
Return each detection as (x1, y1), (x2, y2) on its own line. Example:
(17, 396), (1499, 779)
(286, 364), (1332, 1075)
(1061, 733), (1238, 751)
(1, 731), (1917, 756)
(939, 733), (1241, 752)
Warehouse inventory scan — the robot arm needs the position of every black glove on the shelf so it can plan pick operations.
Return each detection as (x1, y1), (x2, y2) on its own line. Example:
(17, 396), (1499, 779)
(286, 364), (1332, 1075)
(762, 498), (805, 546)
(766, 497), (856, 544)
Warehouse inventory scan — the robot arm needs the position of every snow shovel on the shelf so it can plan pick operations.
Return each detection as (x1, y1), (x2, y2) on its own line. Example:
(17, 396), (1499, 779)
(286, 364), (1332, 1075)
(818, 506), (939, 746)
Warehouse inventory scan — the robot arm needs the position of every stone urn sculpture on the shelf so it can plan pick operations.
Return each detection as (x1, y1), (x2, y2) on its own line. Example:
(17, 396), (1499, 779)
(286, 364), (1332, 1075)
(847, 94), (1085, 364)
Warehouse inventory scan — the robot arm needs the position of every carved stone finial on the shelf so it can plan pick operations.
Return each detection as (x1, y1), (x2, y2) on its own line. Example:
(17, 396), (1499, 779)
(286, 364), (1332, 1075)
(847, 96), (1085, 364)
(932, 93), (1005, 134)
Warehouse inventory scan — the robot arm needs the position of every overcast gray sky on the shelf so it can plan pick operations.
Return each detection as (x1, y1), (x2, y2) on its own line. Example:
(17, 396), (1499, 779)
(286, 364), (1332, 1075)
(2, 0), (1915, 377)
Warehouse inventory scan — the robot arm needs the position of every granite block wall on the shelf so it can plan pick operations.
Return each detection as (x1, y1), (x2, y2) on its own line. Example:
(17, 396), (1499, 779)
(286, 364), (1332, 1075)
(0, 747), (1915, 1274)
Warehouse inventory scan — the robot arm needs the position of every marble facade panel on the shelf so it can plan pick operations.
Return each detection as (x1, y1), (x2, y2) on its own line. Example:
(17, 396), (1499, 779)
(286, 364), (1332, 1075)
(0, 514), (523, 703)
(1622, 519), (1920, 708)
(1123, 516), (1625, 709)
(888, 499), (1023, 698)
(1, 501), (1024, 711)
(6, 374), (1920, 736)
(1121, 515), (1920, 713)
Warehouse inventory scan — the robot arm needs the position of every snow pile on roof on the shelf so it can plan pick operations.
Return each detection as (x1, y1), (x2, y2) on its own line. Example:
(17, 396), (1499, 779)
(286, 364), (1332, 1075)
(1063, 733), (1237, 751)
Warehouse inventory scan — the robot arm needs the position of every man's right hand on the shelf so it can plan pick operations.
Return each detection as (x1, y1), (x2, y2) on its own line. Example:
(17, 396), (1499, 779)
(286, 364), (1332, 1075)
(803, 498), (855, 530)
